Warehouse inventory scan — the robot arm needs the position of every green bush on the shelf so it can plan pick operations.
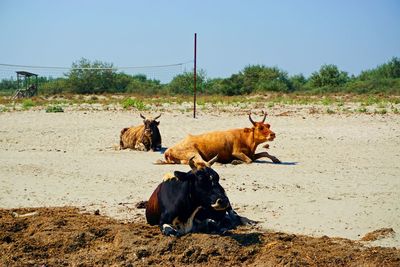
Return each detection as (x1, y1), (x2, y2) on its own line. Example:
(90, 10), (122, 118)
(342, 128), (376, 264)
(46, 105), (64, 113)
(39, 78), (69, 95)
(22, 99), (36, 110)
(121, 98), (146, 110)
(168, 71), (206, 95)
(2, 57), (400, 97)
(309, 64), (349, 88)
(359, 57), (400, 80)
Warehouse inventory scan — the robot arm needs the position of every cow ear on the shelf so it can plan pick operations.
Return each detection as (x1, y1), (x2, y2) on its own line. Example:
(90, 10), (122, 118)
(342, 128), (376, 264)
(156, 121), (160, 125)
(173, 171), (190, 181)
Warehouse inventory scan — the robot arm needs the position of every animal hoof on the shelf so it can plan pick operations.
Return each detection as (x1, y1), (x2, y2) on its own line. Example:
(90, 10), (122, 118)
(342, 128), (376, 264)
(272, 157), (281, 163)
(231, 160), (244, 165)
(162, 224), (179, 236)
(241, 217), (258, 226)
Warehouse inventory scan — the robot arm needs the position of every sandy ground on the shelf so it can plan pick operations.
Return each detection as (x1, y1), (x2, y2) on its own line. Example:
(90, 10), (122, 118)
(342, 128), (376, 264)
(1, 107), (399, 249)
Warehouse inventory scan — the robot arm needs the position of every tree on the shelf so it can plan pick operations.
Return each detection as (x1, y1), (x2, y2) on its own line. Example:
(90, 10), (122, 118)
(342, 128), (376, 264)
(0, 78), (18, 92)
(243, 65), (292, 93)
(125, 75), (162, 95)
(67, 58), (116, 94)
(289, 74), (307, 91)
(39, 78), (68, 95)
(204, 78), (225, 95)
(168, 70), (206, 95)
(220, 73), (247, 96)
(309, 64), (349, 88)
(359, 57), (400, 80)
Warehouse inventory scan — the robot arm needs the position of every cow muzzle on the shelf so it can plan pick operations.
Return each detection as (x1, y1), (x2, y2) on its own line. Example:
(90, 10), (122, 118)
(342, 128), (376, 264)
(268, 132), (276, 141)
(211, 198), (229, 211)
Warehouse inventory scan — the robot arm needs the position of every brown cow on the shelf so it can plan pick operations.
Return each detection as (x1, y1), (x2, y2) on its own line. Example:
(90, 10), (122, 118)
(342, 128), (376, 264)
(120, 114), (162, 151)
(158, 111), (280, 165)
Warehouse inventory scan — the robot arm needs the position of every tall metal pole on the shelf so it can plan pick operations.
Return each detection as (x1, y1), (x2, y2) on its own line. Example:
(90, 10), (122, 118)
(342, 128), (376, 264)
(193, 33), (197, 118)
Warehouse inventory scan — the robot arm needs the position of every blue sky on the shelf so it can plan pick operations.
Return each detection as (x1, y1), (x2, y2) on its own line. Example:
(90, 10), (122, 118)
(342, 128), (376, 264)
(1, 0), (399, 82)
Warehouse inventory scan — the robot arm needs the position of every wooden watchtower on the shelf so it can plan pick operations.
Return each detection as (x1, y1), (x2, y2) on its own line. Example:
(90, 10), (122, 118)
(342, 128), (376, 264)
(12, 71), (38, 99)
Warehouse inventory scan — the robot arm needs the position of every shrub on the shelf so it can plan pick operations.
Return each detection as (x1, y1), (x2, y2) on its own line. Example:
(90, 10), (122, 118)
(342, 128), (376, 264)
(22, 99), (36, 110)
(357, 107), (367, 113)
(46, 105), (64, 113)
(121, 98), (146, 110)
(309, 64), (349, 88)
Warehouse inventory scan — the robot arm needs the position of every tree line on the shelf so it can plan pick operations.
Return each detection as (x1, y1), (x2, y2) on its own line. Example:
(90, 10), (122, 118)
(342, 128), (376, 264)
(1, 57), (399, 95)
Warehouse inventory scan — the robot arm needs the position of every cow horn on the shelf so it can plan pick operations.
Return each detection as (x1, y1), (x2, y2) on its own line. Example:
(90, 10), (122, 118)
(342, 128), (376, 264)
(207, 155), (218, 166)
(261, 111), (268, 123)
(153, 114), (161, 120)
(189, 156), (197, 171)
(140, 113), (146, 120)
(248, 112), (256, 126)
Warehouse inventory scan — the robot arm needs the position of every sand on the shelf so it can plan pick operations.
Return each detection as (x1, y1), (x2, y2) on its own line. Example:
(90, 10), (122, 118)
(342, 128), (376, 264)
(1, 107), (399, 249)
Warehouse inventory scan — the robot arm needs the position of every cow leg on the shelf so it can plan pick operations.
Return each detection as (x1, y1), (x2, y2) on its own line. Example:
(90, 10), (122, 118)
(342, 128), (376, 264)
(172, 206), (202, 235)
(227, 209), (257, 226)
(193, 218), (223, 234)
(231, 152), (253, 164)
(135, 140), (149, 151)
(160, 207), (202, 236)
(151, 144), (161, 151)
(162, 150), (195, 164)
(160, 212), (180, 236)
(253, 152), (281, 163)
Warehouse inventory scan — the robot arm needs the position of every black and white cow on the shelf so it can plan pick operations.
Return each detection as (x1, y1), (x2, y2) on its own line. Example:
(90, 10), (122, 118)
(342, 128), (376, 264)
(145, 156), (252, 236)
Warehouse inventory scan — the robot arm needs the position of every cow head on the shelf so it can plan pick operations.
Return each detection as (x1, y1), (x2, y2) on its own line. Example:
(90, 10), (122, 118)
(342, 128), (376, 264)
(248, 111), (276, 143)
(140, 113), (162, 151)
(173, 155), (230, 212)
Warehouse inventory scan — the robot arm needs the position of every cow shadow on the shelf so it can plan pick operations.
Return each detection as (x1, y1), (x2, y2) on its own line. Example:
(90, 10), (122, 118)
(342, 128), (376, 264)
(254, 160), (298, 166)
(154, 148), (298, 166)
(157, 147), (168, 154)
(225, 232), (263, 246)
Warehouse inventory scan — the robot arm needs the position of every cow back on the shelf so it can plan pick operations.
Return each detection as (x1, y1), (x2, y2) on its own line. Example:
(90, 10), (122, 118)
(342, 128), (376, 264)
(120, 125), (144, 149)
(145, 183), (162, 225)
(176, 129), (251, 163)
(146, 177), (196, 227)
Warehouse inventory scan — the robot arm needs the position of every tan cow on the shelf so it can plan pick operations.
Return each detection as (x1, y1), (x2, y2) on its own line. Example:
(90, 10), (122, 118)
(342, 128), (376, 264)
(120, 114), (162, 151)
(158, 111), (280, 165)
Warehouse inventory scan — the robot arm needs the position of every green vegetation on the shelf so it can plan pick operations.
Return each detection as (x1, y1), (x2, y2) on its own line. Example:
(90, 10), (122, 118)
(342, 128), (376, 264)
(326, 108), (335, 114)
(121, 98), (146, 110)
(374, 109), (387, 115)
(0, 57), (399, 97)
(45, 105), (64, 113)
(22, 99), (36, 110)
(0, 92), (398, 115)
(357, 107), (367, 113)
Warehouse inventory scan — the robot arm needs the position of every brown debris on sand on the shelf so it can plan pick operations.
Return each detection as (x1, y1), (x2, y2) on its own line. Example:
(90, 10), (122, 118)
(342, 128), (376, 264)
(1, 207), (399, 267)
(361, 228), (396, 241)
